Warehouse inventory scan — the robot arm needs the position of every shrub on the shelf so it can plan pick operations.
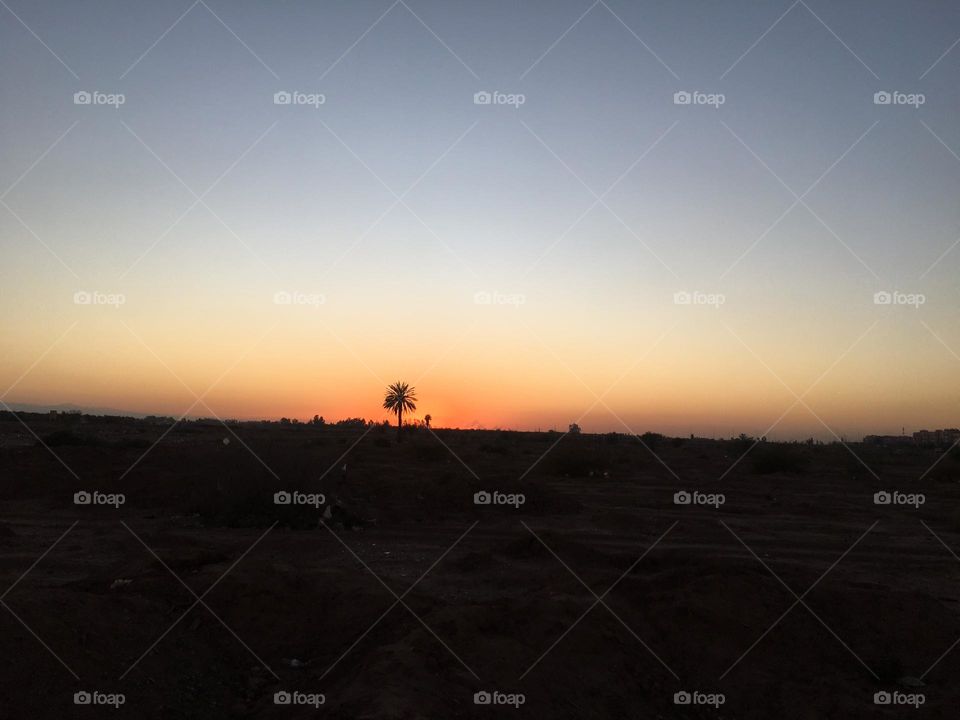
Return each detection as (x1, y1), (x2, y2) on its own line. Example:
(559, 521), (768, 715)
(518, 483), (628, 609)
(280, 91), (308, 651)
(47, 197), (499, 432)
(542, 438), (607, 477)
(751, 445), (807, 474)
(192, 483), (320, 529)
(479, 443), (509, 455)
(335, 418), (368, 429)
(639, 432), (663, 449)
(411, 443), (446, 462)
(41, 430), (103, 447)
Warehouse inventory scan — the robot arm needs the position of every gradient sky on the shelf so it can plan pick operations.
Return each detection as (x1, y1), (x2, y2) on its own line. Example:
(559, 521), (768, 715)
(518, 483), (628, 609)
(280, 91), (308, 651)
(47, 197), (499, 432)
(1, 0), (958, 438)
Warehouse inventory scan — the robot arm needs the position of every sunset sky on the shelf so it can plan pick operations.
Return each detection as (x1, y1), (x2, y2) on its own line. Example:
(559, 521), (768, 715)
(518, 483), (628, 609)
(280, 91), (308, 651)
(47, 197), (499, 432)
(1, 0), (958, 438)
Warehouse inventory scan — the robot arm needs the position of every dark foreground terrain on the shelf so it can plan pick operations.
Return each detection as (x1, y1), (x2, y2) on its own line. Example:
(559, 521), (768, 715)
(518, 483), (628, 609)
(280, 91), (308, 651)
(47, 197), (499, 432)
(1, 413), (958, 718)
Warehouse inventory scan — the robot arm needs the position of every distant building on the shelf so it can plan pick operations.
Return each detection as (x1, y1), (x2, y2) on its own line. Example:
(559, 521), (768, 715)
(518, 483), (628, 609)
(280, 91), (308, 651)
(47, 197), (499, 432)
(863, 435), (913, 446)
(912, 428), (960, 446)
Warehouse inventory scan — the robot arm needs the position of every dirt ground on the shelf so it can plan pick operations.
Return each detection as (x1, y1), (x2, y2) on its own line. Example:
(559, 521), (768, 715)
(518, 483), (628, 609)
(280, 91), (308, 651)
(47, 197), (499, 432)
(1, 414), (958, 718)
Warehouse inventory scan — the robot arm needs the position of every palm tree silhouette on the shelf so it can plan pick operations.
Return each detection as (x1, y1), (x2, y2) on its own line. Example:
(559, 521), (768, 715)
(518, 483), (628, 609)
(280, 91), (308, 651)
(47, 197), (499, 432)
(383, 381), (417, 437)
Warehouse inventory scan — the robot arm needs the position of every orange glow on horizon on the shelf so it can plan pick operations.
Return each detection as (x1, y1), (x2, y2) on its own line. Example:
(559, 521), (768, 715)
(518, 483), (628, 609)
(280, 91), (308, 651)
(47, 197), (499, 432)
(3, 296), (957, 440)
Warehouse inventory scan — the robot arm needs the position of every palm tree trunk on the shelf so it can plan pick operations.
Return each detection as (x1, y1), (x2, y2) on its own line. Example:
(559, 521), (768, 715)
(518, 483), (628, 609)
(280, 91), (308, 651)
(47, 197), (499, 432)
(397, 407), (402, 439)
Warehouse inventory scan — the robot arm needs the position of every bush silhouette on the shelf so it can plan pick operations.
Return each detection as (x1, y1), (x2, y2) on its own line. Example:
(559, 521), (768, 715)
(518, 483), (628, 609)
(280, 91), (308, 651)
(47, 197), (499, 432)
(751, 445), (807, 474)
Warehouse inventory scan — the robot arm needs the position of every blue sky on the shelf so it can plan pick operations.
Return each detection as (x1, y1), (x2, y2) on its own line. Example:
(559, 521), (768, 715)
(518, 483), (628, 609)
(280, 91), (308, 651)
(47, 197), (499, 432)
(1, 0), (959, 437)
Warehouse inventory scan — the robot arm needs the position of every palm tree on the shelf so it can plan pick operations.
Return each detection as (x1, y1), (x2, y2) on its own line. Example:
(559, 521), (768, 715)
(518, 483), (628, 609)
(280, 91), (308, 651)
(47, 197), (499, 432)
(383, 381), (417, 437)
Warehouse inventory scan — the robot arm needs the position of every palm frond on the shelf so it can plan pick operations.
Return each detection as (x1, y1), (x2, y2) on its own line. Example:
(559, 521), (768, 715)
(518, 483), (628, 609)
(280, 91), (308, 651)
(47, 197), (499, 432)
(383, 381), (417, 413)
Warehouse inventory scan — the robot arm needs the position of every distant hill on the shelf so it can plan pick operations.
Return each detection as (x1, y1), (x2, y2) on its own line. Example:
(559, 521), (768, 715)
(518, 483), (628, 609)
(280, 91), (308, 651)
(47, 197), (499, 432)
(2, 402), (151, 418)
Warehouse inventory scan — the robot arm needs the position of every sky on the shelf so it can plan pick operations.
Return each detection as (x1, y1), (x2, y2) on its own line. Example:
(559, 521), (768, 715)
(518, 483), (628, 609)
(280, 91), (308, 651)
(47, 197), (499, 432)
(1, 0), (958, 439)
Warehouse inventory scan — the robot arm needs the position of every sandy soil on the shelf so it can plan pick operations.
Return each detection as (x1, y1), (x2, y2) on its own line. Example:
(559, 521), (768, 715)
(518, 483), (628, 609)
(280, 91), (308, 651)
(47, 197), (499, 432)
(1, 416), (958, 718)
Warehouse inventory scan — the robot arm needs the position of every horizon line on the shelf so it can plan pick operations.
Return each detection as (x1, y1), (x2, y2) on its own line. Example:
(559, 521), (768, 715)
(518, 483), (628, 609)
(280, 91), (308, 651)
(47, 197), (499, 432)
(4, 400), (955, 444)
